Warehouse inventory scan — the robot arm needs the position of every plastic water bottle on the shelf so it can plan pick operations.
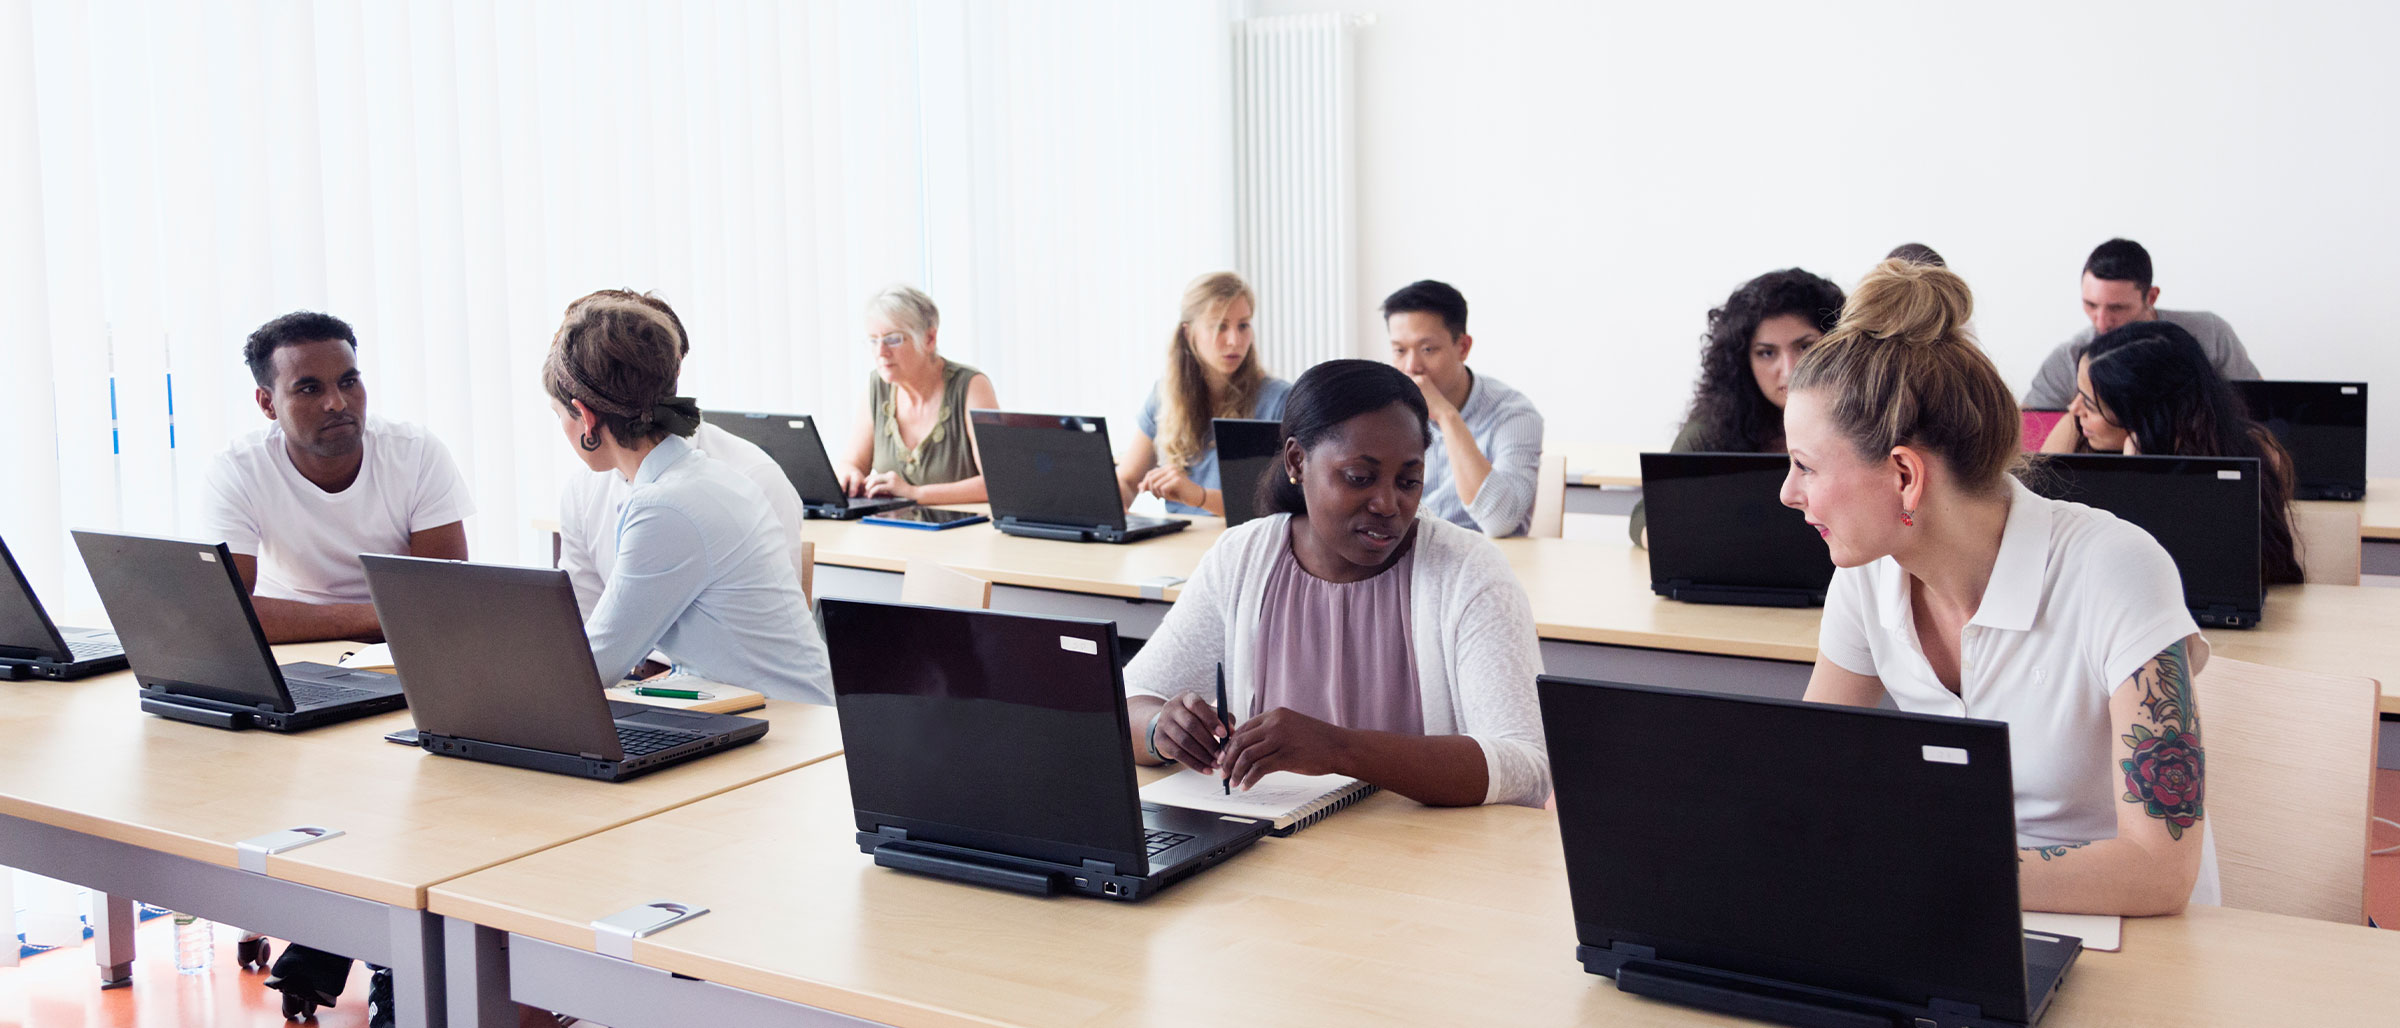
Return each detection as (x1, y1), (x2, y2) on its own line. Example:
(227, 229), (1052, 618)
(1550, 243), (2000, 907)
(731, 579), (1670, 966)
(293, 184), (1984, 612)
(172, 912), (213, 975)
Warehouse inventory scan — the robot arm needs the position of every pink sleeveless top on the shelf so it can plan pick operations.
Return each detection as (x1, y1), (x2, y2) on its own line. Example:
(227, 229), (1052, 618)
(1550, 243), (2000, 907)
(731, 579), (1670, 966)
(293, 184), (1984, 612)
(1251, 526), (1424, 734)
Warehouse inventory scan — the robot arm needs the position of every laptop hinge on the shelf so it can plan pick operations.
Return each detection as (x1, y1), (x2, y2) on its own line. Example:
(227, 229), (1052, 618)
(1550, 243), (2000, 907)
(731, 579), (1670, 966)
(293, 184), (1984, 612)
(1928, 998), (1984, 1020)
(1081, 857), (1124, 877)
(874, 825), (909, 841)
(579, 752), (610, 761)
(1576, 940), (1655, 977)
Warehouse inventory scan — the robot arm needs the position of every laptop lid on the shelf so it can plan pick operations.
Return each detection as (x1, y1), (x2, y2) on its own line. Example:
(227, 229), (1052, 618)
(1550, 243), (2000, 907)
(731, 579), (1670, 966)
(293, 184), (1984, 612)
(700, 410), (849, 505)
(2233, 380), (2368, 496)
(359, 554), (624, 760)
(2025, 455), (2263, 623)
(1639, 453), (1834, 599)
(69, 530), (289, 708)
(821, 598), (1148, 875)
(972, 410), (1130, 533)
(1539, 676), (2030, 1022)
(1213, 418), (1283, 527)
(0, 534), (74, 662)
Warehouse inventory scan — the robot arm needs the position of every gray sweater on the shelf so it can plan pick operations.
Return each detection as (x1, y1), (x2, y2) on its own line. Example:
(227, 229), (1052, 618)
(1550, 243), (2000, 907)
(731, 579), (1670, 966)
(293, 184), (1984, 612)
(2021, 309), (2259, 410)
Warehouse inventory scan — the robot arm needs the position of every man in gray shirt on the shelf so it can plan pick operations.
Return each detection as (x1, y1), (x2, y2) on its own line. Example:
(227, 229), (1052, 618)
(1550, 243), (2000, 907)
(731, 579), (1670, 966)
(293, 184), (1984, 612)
(1384, 280), (1545, 537)
(2022, 237), (2259, 410)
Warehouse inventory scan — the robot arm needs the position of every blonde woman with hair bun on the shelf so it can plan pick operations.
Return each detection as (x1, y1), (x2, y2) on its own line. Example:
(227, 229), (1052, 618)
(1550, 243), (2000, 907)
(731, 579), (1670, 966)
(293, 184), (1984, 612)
(830, 284), (1000, 505)
(1783, 258), (2218, 917)
(1116, 272), (1293, 516)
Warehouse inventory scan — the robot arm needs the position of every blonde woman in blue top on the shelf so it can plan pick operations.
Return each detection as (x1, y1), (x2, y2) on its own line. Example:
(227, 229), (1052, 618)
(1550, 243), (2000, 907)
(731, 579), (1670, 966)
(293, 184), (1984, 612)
(1116, 271), (1294, 516)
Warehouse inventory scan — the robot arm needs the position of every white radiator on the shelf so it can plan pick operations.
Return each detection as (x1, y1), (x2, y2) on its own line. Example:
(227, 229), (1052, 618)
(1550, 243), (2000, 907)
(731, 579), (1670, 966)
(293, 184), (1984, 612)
(1233, 12), (1370, 376)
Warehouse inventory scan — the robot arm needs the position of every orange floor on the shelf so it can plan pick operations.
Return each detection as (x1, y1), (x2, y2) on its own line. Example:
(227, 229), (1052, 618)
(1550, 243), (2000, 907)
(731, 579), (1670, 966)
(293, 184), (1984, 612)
(7, 779), (2399, 1026)
(0, 919), (374, 1028)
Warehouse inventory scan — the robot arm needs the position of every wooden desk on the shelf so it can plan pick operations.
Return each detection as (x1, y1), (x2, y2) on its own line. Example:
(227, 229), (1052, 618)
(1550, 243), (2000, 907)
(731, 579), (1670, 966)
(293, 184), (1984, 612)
(801, 514), (2400, 716)
(430, 756), (2400, 1028)
(1551, 440), (1645, 487)
(0, 645), (844, 1026)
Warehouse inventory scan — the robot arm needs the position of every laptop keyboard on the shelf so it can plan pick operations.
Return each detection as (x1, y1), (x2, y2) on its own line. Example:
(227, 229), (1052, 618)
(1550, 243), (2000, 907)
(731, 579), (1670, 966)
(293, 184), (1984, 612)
(615, 724), (701, 756)
(285, 680), (376, 707)
(1144, 829), (1195, 856)
(65, 639), (120, 660)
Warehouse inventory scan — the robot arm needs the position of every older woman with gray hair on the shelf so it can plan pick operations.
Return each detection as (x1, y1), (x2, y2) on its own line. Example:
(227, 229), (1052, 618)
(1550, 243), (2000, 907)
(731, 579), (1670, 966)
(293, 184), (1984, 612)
(830, 284), (999, 505)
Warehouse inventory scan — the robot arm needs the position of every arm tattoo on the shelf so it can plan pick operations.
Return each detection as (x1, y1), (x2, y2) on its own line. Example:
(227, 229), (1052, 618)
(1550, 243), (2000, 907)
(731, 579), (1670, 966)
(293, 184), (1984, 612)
(2019, 842), (2089, 863)
(2119, 638), (2204, 840)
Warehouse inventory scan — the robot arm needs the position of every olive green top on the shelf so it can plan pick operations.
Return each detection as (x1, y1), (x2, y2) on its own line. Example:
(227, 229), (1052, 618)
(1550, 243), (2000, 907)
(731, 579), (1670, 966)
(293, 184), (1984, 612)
(870, 359), (984, 487)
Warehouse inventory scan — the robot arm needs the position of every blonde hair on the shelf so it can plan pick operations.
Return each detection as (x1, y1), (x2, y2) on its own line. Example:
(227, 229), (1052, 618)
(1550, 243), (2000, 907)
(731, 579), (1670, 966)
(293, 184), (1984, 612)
(1788, 259), (2019, 493)
(865, 284), (940, 347)
(1156, 271), (1265, 470)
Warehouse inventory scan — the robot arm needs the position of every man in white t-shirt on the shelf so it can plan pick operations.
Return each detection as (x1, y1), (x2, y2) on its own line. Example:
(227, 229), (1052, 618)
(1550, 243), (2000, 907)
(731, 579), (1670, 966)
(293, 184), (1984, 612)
(553, 290), (807, 620)
(199, 311), (475, 643)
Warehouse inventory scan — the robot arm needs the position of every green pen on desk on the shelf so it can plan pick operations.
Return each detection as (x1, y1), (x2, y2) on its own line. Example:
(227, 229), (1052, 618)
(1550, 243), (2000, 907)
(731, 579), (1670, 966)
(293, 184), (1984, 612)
(632, 685), (714, 701)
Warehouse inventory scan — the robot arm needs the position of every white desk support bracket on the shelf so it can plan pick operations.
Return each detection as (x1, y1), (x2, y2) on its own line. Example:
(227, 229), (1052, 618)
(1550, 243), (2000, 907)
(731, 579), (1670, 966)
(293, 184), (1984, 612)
(593, 901), (710, 961)
(236, 826), (345, 874)
(1136, 575), (1185, 601)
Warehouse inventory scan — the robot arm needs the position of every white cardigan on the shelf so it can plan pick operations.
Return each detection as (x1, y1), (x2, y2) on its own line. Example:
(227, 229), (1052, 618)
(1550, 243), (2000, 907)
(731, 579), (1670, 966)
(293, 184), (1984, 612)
(1124, 513), (1551, 806)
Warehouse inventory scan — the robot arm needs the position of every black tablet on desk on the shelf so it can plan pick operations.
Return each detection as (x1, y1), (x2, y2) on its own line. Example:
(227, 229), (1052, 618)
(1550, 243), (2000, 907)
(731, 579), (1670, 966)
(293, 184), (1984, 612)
(862, 506), (990, 531)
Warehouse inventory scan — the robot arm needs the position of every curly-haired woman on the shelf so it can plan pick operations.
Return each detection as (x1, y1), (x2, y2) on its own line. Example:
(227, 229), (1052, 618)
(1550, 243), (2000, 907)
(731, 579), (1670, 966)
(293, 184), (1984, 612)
(1630, 268), (1845, 545)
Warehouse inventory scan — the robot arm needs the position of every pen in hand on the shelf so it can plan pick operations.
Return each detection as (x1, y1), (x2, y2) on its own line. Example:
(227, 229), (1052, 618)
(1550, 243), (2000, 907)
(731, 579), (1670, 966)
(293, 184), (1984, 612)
(1215, 662), (1233, 795)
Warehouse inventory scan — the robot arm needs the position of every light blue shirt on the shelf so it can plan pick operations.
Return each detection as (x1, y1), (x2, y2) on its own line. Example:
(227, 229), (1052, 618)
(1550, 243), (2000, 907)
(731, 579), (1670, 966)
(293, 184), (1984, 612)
(1421, 370), (1545, 537)
(1137, 377), (1294, 515)
(585, 434), (833, 704)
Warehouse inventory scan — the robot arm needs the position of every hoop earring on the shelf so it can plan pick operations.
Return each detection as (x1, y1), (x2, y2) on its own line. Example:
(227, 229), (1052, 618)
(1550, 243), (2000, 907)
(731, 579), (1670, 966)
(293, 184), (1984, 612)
(580, 432), (602, 452)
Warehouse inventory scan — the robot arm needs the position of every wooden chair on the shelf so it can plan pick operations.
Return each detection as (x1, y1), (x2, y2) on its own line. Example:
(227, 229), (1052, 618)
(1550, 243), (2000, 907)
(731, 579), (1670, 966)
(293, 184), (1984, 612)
(2293, 505), (2362, 585)
(2193, 656), (2380, 923)
(900, 559), (991, 610)
(1526, 453), (1568, 539)
(799, 541), (816, 607)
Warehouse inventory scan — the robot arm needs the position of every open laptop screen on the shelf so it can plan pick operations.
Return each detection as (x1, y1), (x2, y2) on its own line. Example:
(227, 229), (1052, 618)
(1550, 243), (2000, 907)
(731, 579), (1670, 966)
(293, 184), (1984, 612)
(701, 410), (846, 504)
(1640, 453), (1834, 602)
(0, 536), (71, 660)
(1213, 418), (1283, 526)
(70, 531), (283, 706)
(1540, 677), (2029, 1022)
(823, 599), (1146, 872)
(2023, 455), (2264, 625)
(2233, 380), (2368, 499)
(971, 410), (1128, 531)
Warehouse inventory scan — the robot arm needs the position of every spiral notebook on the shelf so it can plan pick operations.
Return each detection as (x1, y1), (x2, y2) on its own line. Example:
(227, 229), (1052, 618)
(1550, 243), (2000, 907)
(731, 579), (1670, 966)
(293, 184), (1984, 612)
(1139, 770), (1377, 836)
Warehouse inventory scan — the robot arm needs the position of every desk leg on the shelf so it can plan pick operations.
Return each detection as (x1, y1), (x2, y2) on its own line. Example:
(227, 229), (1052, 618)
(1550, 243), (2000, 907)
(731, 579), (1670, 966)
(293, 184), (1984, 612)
(444, 916), (513, 1028)
(92, 890), (134, 988)
(386, 907), (445, 1028)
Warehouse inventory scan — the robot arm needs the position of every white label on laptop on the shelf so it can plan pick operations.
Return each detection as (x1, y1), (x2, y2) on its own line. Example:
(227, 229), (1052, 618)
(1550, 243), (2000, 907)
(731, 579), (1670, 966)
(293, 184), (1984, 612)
(1079, 422), (1097, 432)
(788, 419), (808, 428)
(1921, 745), (1970, 765)
(1059, 635), (1099, 655)
(2342, 386), (2360, 394)
(2217, 469), (2243, 480)
(198, 551), (217, 563)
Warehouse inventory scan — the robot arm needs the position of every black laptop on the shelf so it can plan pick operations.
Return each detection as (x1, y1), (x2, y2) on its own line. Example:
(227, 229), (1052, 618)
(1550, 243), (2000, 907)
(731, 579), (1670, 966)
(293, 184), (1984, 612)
(701, 409), (914, 519)
(0, 534), (127, 680)
(361, 554), (768, 782)
(972, 410), (1190, 543)
(1641, 453), (1835, 606)
(1539, 677), (2082, 1028)
(70, 530), (405, 731)
(823, 598), (1267, 900)
(1213, 417), (1283, 527)
(2234, 380), (2369, 501)
(2025, 454), (2263, 629)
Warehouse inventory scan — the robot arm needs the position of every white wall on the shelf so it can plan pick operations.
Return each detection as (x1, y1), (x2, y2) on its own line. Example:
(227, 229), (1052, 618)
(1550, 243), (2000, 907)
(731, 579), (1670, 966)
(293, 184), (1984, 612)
(1254, 0), (2400, 474)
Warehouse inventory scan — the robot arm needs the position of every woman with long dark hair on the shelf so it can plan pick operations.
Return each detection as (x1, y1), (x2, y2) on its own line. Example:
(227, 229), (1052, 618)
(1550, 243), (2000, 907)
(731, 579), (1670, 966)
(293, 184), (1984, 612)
(1630, 268), (1845, 544)
(2044, 321), (2303, 583)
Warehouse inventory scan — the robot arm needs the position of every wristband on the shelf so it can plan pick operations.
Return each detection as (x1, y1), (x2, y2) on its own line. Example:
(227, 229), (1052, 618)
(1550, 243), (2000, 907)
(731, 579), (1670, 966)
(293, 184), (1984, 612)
(1145, 709), (1176, 764)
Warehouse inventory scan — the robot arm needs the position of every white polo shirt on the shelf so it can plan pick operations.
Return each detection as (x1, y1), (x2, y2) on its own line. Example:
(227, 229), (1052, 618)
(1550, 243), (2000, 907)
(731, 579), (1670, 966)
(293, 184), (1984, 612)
(1819, 476), (2220, 904)
(558, 420), (807, 619)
